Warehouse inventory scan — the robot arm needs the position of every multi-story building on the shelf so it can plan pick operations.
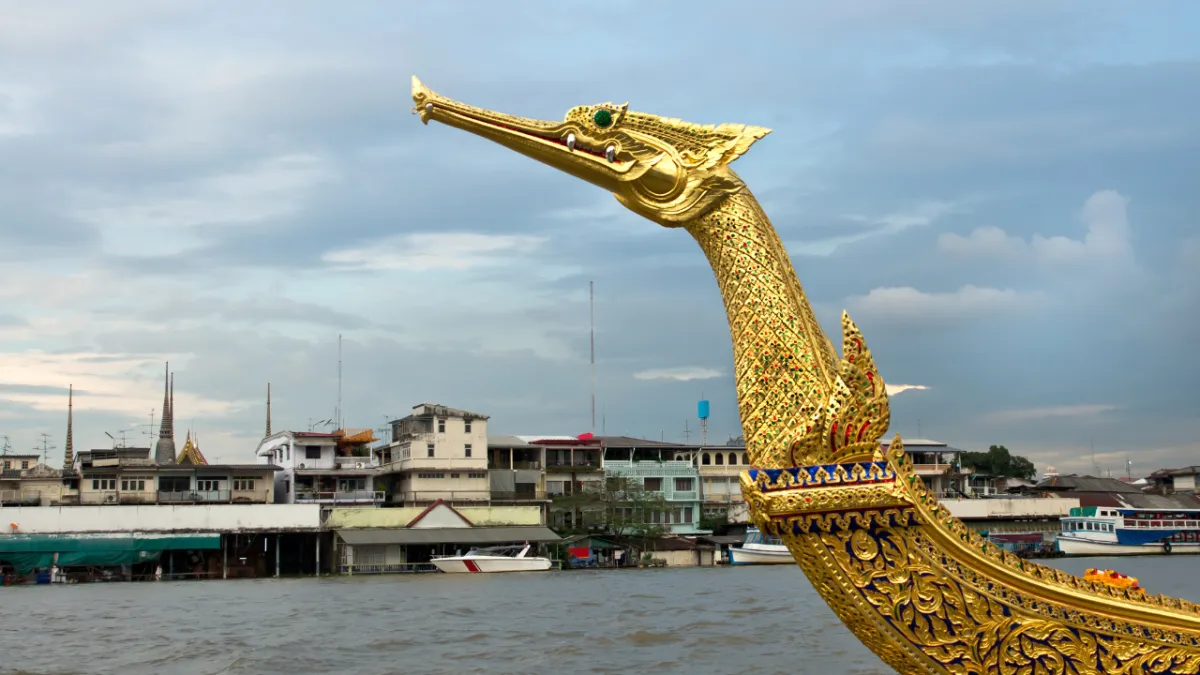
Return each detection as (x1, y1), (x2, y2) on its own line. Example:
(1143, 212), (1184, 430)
(883, 438), (972, 497)
(73, 445), (279, 505)
(0, 455), (70, 506)
(256, 429), (384, 506)
(486, 434), (604, 525)
(696, 439), (750, 523)
(376, 403), (491, 506)
(599, 436), (705, 535)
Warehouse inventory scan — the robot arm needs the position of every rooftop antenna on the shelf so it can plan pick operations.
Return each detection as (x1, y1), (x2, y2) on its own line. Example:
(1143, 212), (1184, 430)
(36, 433), (55, 464)
(682, 419), (691, 445)
(1126, 458), (1133, 481)
(0, 435), (10, 455)
(1090, 437), (1098, 476)
(601, 405), (606, 436)
(589, 280), (596, 435)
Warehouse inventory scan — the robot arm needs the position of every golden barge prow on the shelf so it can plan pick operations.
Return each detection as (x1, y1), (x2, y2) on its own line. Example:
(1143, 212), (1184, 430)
(411, 75), (1200, 675)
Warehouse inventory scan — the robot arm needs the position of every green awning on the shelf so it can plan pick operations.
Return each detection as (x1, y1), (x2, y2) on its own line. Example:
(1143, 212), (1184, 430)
(0, 533), (221, 574)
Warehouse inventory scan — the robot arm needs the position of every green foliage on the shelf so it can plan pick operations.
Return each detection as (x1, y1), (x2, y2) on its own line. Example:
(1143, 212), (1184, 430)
(961, 445), (1037, 480)
(700, 512), (731, 536)
(550, 475), (671, 537)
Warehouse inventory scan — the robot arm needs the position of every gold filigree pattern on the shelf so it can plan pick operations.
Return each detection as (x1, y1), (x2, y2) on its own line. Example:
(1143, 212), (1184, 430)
(413, 76), (1200, 675)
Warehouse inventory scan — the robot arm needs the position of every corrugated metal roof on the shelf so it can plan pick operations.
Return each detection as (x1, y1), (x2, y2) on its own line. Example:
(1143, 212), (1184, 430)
(487, 435), (535, 448)
(336, 526), (561, 546)
(157, 464), (281, 472)
(598, 436), (688, 448)
(1034, 474), (1143, 493)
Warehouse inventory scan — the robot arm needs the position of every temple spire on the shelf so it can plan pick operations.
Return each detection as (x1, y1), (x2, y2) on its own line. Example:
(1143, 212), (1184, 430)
(63, 384), (74, 469)
(266, 383), (272, 437)
(154, 363), (178, 464)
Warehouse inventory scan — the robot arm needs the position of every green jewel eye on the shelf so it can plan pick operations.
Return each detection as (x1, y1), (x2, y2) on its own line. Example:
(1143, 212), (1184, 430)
(593, 108), (613, 128)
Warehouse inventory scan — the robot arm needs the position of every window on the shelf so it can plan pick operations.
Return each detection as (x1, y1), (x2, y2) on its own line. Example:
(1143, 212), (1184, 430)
(464, 420), (472, 433)
(715, 453), (724, 465)
(467, 472), (487, 479)
(305, 446), (321, 460)
(644, 477), (662, 491)
(417, 472), (446, 479)
(92, 476), (117, 490)
(464, 444), (472, 458)
(727, 453), (738, 466)
(450, 473), (461, 479)
(675, 477), (694, 492)
(702, 453), (711, 465)
(20, 460), (29, 469)
(197, 479), (222, 491)
(427, 444), (435, 458)
(233, 478), (256, 492)
(120, 477), (146, 491)
(1, 460), (8, 469)
(285, 479), (291, 494)
(437, 419), (446, 433)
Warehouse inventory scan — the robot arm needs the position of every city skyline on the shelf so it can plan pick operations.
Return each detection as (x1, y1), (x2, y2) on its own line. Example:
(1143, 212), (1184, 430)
(2, 1), (1198, 473)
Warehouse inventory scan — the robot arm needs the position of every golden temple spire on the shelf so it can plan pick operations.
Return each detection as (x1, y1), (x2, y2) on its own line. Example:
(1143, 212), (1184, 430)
(176, 430), (208, 465)
(154, 363), (177, 464)
(63, 384), (74, 469)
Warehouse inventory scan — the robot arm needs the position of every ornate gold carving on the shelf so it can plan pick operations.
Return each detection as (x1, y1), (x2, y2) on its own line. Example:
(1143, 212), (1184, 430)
(413, 76), (1200, 674)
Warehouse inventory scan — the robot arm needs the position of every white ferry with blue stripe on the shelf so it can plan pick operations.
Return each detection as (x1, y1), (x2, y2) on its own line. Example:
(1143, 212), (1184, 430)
(1057, 506), (1200, 556)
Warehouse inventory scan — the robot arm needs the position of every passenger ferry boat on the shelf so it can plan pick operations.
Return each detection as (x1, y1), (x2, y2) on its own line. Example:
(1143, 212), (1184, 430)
(1058, 506), (1200, 556)
(728, 527), (794, 565)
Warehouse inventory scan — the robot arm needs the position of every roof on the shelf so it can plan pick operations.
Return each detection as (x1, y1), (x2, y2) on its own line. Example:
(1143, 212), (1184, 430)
(882, 438), (949, 447)
(488, 435), (536, 448)
(0, 454), (40, 460)
(336, 526), (560, 546)
(1149, 466), (1200, 478)
(156, 464), (281, 472)
(393, 403), (490, 423)
(1034, 474), (1144, 494)
(598, 436), (688, 448)
(1075, 492), (1200, 510)
(176, 433), (208, 465)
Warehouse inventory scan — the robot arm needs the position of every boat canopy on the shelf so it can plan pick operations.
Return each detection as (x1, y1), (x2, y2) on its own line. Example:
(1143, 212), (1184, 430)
(0, 533), (221, 574)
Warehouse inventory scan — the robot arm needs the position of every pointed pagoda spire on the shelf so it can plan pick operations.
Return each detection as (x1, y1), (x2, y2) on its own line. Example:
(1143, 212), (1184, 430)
(63, 384), (74, 469)
(154, 363), (178, 464)
(266, 383), (272, 437)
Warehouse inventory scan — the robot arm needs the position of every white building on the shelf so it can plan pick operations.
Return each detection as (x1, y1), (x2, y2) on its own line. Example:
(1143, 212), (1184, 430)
(256, 429), (383, 506)
(377, 403), (491, 506)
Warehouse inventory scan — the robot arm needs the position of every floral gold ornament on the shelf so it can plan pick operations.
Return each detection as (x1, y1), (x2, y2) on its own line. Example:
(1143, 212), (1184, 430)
(412, 75), (1200, 675)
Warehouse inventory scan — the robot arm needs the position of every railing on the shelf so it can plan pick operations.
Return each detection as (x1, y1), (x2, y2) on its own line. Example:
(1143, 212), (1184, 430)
(0, 490), (43, 506)
(487, 461), (542, 470)
(334, 456), (375, 468)
(295, 490), (385, 503)
(490, 490), (548, 502)
(1123, 519), (1200, 529)
(671, 490), (700, 501)
(545, 461), (601, 472)
(378, 458), (488, 472)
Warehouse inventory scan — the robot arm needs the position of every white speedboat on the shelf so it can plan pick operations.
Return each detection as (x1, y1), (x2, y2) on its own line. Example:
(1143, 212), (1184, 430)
(430, 543), (553, 573)
(728, 527), (794, 565)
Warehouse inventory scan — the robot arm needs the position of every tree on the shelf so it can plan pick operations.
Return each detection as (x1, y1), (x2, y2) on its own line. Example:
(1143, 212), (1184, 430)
(550, 475), (671, 538)
(961, 445), (1037, 480)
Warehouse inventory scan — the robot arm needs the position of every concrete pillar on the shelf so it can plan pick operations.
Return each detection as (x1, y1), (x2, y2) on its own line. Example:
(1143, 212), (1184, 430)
(314, 533), (320, 577)
(222, 535), (228, 580)
(275, 534), (281, 578)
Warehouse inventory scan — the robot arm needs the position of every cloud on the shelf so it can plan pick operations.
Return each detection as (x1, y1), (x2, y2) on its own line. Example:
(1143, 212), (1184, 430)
(982, 404), (1119, 424)
(633, 367), (724, 382)
(322, 232), (548, 272)
(845, 285), (1045, 325)
(791, 200), (960, 256)
(937, 190), (1134, 269)
(886, 384), (929, 396)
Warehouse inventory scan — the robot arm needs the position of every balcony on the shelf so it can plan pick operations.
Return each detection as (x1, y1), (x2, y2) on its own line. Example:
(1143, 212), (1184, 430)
(295, 489), (386, 505)
(545, 460), (601, 472)
(379, 457), (488, 474)
(488, 460), (542, 470)
(394, 490), (547, 505)
(333, 456), (375, 470)
(670, 490), (700, 501)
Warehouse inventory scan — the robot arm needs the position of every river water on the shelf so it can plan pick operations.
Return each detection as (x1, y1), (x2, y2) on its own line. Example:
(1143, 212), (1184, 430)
(3, 557), (1199, 675)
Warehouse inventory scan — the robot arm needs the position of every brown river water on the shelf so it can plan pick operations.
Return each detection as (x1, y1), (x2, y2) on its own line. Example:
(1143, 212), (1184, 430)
(2, 557), (1197, 675)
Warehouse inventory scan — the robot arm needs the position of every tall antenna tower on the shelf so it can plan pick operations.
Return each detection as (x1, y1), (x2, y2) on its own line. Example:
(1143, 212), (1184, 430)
(682, 419), (691, 445)
(589, 280), (596, 434)
(1, 435), (10, 455)
(336, 334), (343, 431)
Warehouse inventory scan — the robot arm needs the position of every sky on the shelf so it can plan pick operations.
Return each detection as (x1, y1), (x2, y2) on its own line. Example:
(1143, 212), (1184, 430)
(1, 1), (1198, 477)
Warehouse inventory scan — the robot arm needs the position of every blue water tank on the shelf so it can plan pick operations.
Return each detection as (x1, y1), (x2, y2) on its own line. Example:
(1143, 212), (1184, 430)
(698, 400), (710, 420)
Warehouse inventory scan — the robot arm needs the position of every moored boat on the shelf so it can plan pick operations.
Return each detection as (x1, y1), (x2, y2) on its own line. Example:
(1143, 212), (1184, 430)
(430, 543), (553, 573)
(728, 527), (792, 565)
(1058, 506), (1200, 556)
